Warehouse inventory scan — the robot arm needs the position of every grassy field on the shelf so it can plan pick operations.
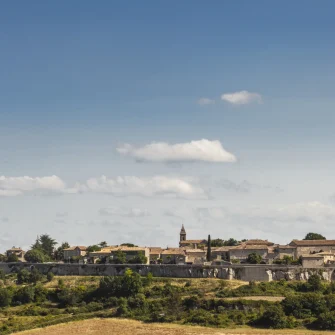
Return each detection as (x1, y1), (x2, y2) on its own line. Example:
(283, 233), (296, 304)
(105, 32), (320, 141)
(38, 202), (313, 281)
(12, 318), (335, 335)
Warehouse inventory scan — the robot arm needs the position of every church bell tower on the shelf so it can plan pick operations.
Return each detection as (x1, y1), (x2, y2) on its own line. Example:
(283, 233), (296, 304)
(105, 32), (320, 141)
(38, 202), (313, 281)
(180, 224), (186, 242)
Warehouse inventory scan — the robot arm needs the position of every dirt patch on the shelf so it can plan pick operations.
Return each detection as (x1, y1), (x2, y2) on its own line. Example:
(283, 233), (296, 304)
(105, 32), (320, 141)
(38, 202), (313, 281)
(12, 318), (335, 335)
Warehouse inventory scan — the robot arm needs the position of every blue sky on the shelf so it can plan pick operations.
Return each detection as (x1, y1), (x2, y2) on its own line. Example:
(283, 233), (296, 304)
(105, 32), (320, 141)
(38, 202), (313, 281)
(1, 1), (335, 250)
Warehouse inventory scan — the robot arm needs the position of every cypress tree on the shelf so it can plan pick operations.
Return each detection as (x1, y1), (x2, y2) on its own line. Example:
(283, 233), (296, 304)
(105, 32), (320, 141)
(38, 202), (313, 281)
(206, 234), (212, 261)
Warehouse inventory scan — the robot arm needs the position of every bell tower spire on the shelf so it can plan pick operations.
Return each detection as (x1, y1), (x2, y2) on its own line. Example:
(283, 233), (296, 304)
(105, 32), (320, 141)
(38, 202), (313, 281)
(180, 224), (186, 242)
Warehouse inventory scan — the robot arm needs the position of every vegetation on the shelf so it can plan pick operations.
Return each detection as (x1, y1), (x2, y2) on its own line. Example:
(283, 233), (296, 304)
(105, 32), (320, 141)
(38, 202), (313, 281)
(303, 232), (326, 240)
(206, 235), (211, 261)
(246, 253), (262, 264)
(1, 269), (335, 333)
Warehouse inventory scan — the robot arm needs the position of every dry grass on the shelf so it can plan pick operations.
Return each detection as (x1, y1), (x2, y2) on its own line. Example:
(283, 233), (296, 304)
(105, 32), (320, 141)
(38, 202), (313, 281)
(224, 296), (285, 302)
(12, 318), (335, 335)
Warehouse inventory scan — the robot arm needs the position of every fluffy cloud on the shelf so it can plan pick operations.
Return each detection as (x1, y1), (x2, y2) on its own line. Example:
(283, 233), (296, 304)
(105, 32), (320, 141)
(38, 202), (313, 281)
(79, 175), (207, 199)
(117, 139), (236, 163)
(197, 98), (215, 105)
(99, 207), (150, 217)
(0, 175), (66, 196)
(221, 90), (262, 105)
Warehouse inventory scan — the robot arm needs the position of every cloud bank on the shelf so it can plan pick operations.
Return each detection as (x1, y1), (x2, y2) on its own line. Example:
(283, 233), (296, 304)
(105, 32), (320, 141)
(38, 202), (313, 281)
(0, 175), (66, 196)
(117, 139), (236, 163)
(221, 90), (262, 105)
(197, 98), (215, 105)
(99, 207), (150, 217)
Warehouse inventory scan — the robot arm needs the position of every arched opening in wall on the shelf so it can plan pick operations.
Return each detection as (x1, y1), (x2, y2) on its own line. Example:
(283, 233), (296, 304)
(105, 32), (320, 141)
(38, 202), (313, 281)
(331, 270), (335, 281)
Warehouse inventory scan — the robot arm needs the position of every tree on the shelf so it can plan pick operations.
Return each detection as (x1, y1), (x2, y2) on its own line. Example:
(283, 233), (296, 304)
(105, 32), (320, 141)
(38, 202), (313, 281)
(304, 233), (326, 240)
(127, 253), (147, 264)
(121, 243), (138, 247)
(110, 250), (127, 264)
(210, 238), (225, 247)
(223, 238), (239, 246)
(25, 249), (49, 263)
(86, 245), (101, 254)
(31, 234), (57, 259)
(0, 288), (12, 307)
(206, 235), (212, 261)
(54, 242), (70, 261)
(6, 253), (19, 263)
(99, 241), (108, 248)
(246, 252), (262, 264)
(99, 269), (142, 297)
(308, 274), (323, 291)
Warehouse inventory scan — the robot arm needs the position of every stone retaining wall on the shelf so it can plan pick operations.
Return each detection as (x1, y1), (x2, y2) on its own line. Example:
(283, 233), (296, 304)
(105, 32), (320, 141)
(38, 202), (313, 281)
(0, 263), (334, 282)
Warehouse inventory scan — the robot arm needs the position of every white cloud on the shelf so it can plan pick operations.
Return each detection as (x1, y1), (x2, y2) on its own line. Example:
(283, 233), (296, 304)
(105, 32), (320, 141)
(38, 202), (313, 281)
(79, 175), (207, 199)
(0, 175), (66, 196)
(117, 139), (236, 163)
(221, 90), (262, 105)
(197, 98), (215, 105)
(99, 207), (151, 217)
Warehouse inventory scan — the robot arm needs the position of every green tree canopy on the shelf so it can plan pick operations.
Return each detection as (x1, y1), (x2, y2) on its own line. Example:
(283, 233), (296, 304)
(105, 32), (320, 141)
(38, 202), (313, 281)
(304, 232), (326, 240)
(25, 249), (50, 263)
(6, 253), (19, 263)
(223, 238), (239, 246)
(127, 253), (147, 264)
(110, 250), (127, 264)
(246, 252), (262, 264)
(86, 245), (101, 253)
(120, 243), (138, 247)
(31, 234), (57, 259)
(99, 241), (108, 248)
(54, 242), (70, 261)
(210, 238), (224, 247)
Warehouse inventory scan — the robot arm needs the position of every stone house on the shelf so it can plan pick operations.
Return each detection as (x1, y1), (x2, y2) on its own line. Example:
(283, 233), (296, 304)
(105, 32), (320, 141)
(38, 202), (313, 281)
(211, 246), (230, 261)
(289, 240), (335, 258)
(161, 248), (186, 264)
(185, 249), (206, 264)
(63, 246), (87, 260)
(90, 246), (150, 264)
(274, 245), (296, 259)
(110, 247), (150, 264)
(229, 245), (269, 262)
(149, 247), (163, 263)
(6, 247), (25, 261)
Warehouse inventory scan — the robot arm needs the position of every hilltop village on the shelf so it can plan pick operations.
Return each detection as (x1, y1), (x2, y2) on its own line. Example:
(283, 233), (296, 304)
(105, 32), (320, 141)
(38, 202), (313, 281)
(3, 226), (335, 269)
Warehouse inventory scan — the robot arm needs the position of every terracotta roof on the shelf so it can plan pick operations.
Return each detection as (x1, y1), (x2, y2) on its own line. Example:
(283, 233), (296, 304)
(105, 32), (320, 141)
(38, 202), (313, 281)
(149, 247), (163, 254)
(290, 240), (335, 246)
(161, 248), (186, 255)
(64, 246), (87, 251)
(185, 249), (206, 254)
(230, 245), (269, 250)
(111, 246), (148, 252)
(180, 239), (206, 244)
(212, 247), (230, 252)
(7, 247), (23, 251)
(245, 239), (274, 246)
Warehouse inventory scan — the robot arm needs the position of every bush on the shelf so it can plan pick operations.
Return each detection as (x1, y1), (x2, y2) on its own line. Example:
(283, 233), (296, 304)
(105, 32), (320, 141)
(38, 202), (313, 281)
(0, 288), (12, 307)
(47, 272), (54, 282)
(313, 311), (335, 330)
(17, 269), (31, 284)
(98, 269), (142, 298)
(254, 305), (290, 329)
(13, 286), (35, 304)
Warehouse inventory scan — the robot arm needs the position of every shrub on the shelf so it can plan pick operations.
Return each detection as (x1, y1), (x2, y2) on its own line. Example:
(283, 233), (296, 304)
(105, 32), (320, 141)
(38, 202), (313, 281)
(0, 288), (12, 307)
(254, 305), (290, 329)
(47, 272), (54, 282)
(17, 269), (31, 284)
(98, 269), (142, 298)
(313, 311), (335, 330)
(13, 286), (35, 304)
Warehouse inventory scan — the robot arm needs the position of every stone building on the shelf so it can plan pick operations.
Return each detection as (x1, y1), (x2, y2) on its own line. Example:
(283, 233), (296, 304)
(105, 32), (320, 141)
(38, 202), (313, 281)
(149, 247), (163, 263)
(6, 247), (25, 261)
(161, 248), (186, 264)
(289, 240), (335, 258)
(178, 225), (207, 249)
(63, 246), (87, 260)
